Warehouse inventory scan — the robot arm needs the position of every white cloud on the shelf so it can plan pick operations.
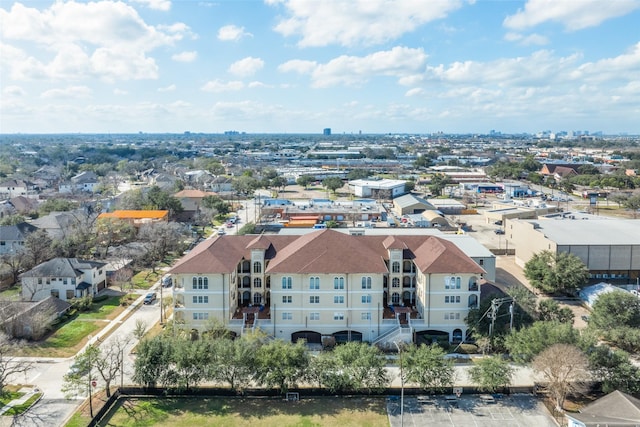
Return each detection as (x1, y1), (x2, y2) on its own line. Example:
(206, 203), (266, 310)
(270, 0), (464, 47)
(172, 51), (197, 62)
(129, 0), (171, 11)
(201, 79), (245, 92)
(279, 46), (428, 88)
(2, 85), (26, 97)
(0, 1), (190, 81)
(504, 0), (640, 31)
(504, 32), (549, 46)
(217, 25), (252, 41)
(113, 89), (128, 95)
(572, 41), (640, 83)
(405, 88), (425, 97)
(248, 81), (273, 88)
(158, 84), (176, 92)
(228, 57), (264, 77)
(41, 86), (92, 99)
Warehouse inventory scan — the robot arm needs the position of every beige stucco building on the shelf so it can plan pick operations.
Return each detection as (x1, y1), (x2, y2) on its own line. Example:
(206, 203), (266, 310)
(508, 214), (640, 282)
(169, 229), (485, 346)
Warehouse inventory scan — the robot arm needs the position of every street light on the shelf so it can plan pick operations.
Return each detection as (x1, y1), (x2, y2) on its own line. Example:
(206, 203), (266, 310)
(394, 341), (404, 427)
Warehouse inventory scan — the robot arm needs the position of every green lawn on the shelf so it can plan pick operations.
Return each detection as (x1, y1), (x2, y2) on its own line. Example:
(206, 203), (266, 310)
(0, 391), (23, 406)
(131, 271), (161, 290)
(0, 286), (21, 300)
(2, 393), (42, 416)
(100, 397), (388, 427)
(76, 295), (131, 320)
(14, 317), (101, 358)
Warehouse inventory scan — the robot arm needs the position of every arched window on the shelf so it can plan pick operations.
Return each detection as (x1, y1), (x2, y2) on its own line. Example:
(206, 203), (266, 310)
(192, 277), (197, 289)
(391, 262), (400, 273)
(333, 277), (344, 289)
(310, 277), (319, 289)
(392, 292), (400, 304)
(253, 262), (262, 274)
(361, 277), (371, 289)
(282, 277), (292, 289)
(392, 278), (400, 288)
(253, 278), (262, 288)
(203, 277), (208, 289)
(253, 293), (262, 304)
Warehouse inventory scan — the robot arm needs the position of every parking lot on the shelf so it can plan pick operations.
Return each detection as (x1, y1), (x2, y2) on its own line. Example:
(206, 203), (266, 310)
(387, 394), (556, 427)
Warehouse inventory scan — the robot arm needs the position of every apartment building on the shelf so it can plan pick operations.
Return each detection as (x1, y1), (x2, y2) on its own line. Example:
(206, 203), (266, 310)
(170, 229), (484, 345)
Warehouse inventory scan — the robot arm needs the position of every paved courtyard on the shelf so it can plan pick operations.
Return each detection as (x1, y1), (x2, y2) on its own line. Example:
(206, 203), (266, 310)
(387, 394), (556, 427)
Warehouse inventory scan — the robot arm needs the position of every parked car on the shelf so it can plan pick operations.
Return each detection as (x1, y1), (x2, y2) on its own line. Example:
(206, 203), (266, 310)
(226, 222), (234, 228)
(162, 275), (172, 287)
(494, 229), (505, 235)
(217, 227), (226, 235)
(143, 292), (157, 304)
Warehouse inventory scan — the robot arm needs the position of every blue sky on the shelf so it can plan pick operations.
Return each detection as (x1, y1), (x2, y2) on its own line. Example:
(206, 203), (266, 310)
(1, 0), (639, 134)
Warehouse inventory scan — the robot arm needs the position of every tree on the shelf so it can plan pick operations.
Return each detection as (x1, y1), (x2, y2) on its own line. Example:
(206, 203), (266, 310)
(347, 169), (371, 180)
(254, 339), (309, 394)
(537, 299), (574, 324)
(589, 345), (640, 394)
(322, 177), (344, 194)
(622, 194), (640, 218)
(590, 290), (640, 331)
(232, 175), (259, 196)
(504, 321), (582, 363)
(524, 250), (589, 294)
(428, 173), (452, 196)
(296, 175), (315, 189)
(132, 335), (174, 388)
(205, 336), (257, 392)
(402, 344), (455, 393)
(22, 229), (54, 269)
(533, 344), (589, 410)
(468, 356), (513, 393)
(310, 342), (388, 393)
(137, 222), (187, 273)
(0, 333), (33, 395)
(237, 222), (256, 235)
(132, 319), (147, 341)
(0, 252), (26, 285)
(202, 195), (231, 215)
(145, 186), (183, 217)
(170, 338), (209, 391)
(94, 218), (136, 258)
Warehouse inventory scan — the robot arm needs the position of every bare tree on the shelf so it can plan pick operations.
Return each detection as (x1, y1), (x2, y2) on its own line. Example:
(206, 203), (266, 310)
(0, 252), (26, 285)
(23, 229), (54, 269)
(132, 319), (147, 341)
(533, 344), (589, 410)
(111, 267), (133, 293)
(137, 222), (188, 273)
(0, 333), (33, 395)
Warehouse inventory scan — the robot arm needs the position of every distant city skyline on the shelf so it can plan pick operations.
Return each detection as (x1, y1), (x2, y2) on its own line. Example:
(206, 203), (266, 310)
(1, 0), (640, 135)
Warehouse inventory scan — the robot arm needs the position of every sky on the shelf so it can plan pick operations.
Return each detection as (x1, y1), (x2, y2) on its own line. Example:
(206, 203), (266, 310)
(1, 0), (640, 135)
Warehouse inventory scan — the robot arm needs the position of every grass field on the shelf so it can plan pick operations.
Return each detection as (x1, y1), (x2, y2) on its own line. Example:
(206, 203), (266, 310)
(131, 270), (161, 290)
(100, 397), (388, 427)
(77, 294), (136, 320)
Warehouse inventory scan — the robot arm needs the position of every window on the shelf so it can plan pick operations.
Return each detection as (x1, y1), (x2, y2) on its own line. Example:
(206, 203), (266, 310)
(192, 295), (209, 304)
(445, 295), (460, 304)
(334, 312), (344, 320)
(46, 278), (50, 284)
(282, 295), (292, 304)
(253, 278), (262, 288)
(361, 312), (371, 320)
(309, 276), (320, 290)
(253, 262), (262, 273)
(282, 277), (292, 289)
(193, 277), (209, 290)
(361, 277), (372, 289)
(253, 293), (262, 304)
(392, 262), (400, 273)
(444, 313), (460, 320)
(392, 278), (400, 288)
(282, 312), (292, 320)
(309, 295), (320, 304)
(334, 295), (344, 304)
(192, 313), (209, 320)
(38, 278), (42, 285)
(63, 278), (68, 285)
(445, 276), (461, 290)
(362, 295), (371, 304)
(391, 292), (400, 304)
(479, 259), (484, 266)
(309, 312), (320, 321)
(333, 277), (344, 289)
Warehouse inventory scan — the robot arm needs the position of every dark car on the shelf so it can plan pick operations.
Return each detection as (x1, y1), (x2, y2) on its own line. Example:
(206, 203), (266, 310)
(143, 292), (157, 304)
(494, 229), (505, 235)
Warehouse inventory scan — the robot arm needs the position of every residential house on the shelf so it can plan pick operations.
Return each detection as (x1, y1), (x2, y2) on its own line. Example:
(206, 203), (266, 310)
(59, 171), (99, 193)
(20, 257), (107, 302)
(0, 222), (38, 255)
(169, 229), (484, 346)
(566, 390), (640, 427)
(0, 296), (71, 339)
(173, 189), (218, 222)
(208, 176), (234, 193)
(0, 179), (37, 199)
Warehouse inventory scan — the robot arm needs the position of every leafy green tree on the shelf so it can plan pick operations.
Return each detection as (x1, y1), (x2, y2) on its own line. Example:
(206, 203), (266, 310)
(254, 339), (309, 394)
(133, 335), (174, 388)
(622, 194), (640, 218)
(117, 189), (145, 210)
(146, 186), (183, 216)
(521, 155), (541, 172)
(537, 299), (574, 323)
(330, 342), (388, 393)
(504, 321), (582, 363)
(38, 198), (78, 215)
(0, 214), (27, 226)
(468, 356), (514, 393)
(524, 250), (589, 294)
(202, 195), (231, 215)
(590, 291), (640, 331)
(402, 344), (455, 393)
(589, 345), (640, 394)
(296, 175), (315, 189)
(237, 222), (256, 235)
(322, 177), (344, 194)
(205, 337), (257, 392)
(428, 173), (452, 196)
(170, 338), (209, 391)
(347, 169), (371, 180)
(232, 175), (259, 195)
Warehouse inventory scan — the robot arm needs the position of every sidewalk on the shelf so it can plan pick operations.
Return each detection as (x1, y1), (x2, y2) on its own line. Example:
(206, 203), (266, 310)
(0, 387), (41, 416)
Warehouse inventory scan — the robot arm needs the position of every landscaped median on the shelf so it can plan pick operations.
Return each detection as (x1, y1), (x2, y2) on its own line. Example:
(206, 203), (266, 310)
(0, 386), (43, 417)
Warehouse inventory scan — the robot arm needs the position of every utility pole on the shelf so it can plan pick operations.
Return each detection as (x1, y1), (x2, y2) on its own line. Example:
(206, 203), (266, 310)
(394, 341), (404, 427)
